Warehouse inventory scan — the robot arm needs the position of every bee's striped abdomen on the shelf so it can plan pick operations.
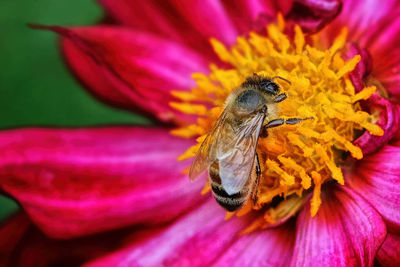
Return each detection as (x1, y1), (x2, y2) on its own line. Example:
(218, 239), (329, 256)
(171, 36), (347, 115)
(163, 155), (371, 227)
(209, 162), (250, 211)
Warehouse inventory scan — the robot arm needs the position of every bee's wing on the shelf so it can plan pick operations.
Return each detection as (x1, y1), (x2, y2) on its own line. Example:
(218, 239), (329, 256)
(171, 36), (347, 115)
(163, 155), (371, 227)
(218, 111), (266, 195)
(189, 109), (229, 181)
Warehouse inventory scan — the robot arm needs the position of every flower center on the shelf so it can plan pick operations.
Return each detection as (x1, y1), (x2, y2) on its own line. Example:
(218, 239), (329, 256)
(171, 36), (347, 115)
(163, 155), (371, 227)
(170, 15), (383, 232)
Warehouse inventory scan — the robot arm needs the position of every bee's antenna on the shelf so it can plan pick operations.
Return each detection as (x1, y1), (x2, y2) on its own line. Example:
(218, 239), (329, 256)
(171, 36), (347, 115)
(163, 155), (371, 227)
(271, 76), (291, 85)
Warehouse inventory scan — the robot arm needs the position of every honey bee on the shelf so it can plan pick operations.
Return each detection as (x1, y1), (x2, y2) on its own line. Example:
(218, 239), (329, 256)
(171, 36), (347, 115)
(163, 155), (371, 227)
(189, 74), (311, 211)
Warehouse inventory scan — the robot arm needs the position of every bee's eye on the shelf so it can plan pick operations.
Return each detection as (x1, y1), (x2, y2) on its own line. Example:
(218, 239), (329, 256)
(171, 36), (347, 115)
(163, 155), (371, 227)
(260, 81), (279, 95)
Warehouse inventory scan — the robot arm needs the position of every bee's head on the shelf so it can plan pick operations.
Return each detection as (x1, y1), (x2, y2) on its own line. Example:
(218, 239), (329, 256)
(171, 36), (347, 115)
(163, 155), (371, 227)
(243, 75), (280, 96)
(259, 80), (279, 95)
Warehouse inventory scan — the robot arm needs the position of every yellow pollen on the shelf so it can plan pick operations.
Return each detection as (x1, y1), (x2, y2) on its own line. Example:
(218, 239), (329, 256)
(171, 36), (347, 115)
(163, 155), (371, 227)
(170, 16), (383, 231)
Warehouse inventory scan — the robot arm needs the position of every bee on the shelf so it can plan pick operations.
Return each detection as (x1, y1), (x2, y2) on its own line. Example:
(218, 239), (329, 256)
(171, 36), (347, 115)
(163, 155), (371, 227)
(189, 74), (311, 211)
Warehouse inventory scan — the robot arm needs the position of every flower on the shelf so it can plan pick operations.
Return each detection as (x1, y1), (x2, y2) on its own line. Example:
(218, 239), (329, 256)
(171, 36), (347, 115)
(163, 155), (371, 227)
(1, 0), (400, 266)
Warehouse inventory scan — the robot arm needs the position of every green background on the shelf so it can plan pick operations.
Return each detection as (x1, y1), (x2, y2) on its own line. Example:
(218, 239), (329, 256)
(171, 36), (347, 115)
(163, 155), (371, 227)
(0, 1), (150, 221)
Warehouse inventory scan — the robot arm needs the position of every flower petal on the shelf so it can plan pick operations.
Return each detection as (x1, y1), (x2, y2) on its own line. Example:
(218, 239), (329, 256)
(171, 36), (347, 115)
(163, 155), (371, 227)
(0, 213), (30, 266)
(286, 0), (343, 33)
(344, 43), (372, 93)
(323, 0), (400, 43)
(86, 199), (252, 267)
(369, 15), (400, 103)
(31, 25), (208, 123)
(346, 142), (400, 231)
(218, 0), (292, 34)
(214, 221), (295, 266)
(0, 127), (204, 238)
(98, 0), (186, 41)
(0, 212), (163, 266)
(98, 0), (214, 56)
(169, 0), (239, 45)
(376, 232), (400, 267)
(353, 94), (400, 155)
(290, 185), (386, 267)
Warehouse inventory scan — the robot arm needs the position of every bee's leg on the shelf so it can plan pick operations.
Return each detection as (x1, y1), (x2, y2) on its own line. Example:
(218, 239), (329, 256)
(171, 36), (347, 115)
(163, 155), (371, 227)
(285, 117), (314, 125)
(255, 152), (261, 176)
(265, 118), (285, 128)
(264, 117), (313, 129)
(260, 127), (269, 137)
(252, 153), (261, 206)
(274, 93), (287, 103)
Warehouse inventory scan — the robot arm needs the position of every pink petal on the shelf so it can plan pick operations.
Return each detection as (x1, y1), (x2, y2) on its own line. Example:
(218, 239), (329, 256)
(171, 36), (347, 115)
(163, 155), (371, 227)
(286, 0), (343, 33)
(290, 185), (386, 267)
(344, 43), (373, 93)
(369, 15), (400, 103)
(98, 0), (214, 56)
(169, 0), (239, 46)
(323, 0), (400, 43)
(346, 142), (400, 231)
(376, 232), (400, 267)
(0, 213), (163, 267)
(224, 0), (284, 21)
(0, 127), (204, 239)
(214, 222), (295, 266)
(86, 199), (253, 266)
(220, 0), (293, 34)
(98, 0), (186, 41)
(353, 94), (400, 155)
(31, 24), (208, 123)
(338, 0), (400, 55)
(0, 213), (30, 266)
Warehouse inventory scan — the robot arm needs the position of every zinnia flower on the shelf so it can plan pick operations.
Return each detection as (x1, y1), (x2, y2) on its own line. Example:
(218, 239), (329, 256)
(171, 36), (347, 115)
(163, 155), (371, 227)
(1, 0), (400, 266)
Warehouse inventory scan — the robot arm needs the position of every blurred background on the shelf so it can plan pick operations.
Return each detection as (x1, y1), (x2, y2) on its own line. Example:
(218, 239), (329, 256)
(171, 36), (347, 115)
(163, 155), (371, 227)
(0, 1), (150, 222)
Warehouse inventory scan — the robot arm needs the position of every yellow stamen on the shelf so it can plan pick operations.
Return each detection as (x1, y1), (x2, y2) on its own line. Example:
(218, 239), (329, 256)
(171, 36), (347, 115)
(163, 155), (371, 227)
(310, 171), (322, 217)
(266, 159), (295, 186)
(171, 16), (383, 231)
(169, 102), (207, 116)
(278, 156), (312, 189)
(201, 180), (211, 195)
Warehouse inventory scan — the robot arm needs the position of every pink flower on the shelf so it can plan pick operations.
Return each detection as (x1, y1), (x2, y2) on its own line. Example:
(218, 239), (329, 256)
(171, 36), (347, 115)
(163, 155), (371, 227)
(2, 0), (400, 266)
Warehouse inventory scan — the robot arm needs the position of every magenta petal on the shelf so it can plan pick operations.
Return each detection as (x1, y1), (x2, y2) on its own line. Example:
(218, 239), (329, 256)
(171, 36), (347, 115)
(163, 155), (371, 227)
(0, 213), (30, 266)
(291, 185), (386, 267)
(99, 0), (186, 41)
(169, 0), (239, 45)
(86, 199), (252, 266)
(226, 0), (288, 20)
(369, 15), (400, 103)
(286, 0), (342, 33)
(0, 213), (162, 267)
(214, 222), (295, 266)
(0, 127), (204, 238)
(344, 43), (372, 93)
(32, 25), (208, 123)
(221, 0), (293, 34)
(98, 0), (215, 57)
(323, 0), (400, 43)
(376, 232), (400, 267)
(346, 143), (400, 231)
(353, 94), (400, 155)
